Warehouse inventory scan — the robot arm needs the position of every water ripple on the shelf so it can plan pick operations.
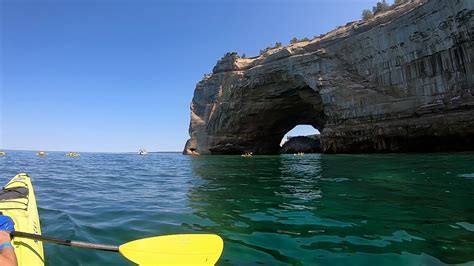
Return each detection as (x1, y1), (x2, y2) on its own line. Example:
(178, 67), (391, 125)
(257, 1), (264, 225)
(1, 151), (474, 265)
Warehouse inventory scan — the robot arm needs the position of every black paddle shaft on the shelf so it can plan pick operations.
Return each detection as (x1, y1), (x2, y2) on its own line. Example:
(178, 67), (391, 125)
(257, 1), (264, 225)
(11, 231), (119, 252)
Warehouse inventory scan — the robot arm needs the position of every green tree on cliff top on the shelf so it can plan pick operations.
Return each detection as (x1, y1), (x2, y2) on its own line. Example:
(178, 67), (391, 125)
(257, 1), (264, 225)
(372, 0), (390, 14)
(362, 9), (374, 20)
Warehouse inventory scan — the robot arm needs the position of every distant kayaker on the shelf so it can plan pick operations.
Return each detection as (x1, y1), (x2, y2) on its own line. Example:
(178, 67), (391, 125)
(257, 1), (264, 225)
(0, 215), (17, 266)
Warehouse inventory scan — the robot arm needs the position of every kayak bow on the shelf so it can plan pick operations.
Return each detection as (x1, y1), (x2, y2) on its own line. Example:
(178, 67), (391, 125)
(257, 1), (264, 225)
(0, 173), (44, 266)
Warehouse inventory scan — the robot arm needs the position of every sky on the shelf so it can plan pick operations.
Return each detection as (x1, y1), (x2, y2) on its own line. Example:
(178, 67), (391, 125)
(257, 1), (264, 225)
(1, 0), (390, 152)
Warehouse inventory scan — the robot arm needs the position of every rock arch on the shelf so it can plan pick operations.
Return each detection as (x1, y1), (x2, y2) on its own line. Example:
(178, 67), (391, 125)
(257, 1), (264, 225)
(185, 74), (326, 155)
(184, 0), (474, 155)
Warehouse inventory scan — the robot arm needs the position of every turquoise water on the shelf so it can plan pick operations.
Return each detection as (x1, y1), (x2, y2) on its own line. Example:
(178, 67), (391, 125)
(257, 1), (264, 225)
(1, 151), (474, 265)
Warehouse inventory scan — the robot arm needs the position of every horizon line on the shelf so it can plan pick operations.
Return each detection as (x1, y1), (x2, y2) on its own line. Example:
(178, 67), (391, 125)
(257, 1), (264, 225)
(0, 149), (182, 154)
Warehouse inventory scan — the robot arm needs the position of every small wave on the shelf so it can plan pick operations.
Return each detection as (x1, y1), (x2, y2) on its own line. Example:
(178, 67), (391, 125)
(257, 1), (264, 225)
(321, 177), (350, 182)
(458, 173), (474, 179)
(457, 222), (474, 232)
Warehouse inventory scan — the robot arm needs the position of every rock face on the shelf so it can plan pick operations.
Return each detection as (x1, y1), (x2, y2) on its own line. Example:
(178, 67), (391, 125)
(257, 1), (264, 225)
(280, 136), (322, 154)
(184, 0), (474, 155)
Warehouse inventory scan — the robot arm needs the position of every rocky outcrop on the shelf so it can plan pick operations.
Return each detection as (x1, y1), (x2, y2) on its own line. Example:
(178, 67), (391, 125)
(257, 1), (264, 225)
(184, 0), (474, 155)
(280, 136), (322, 154)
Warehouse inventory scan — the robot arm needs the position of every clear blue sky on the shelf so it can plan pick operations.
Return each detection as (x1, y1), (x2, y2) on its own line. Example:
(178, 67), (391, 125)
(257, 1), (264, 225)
(1, 0), (389, 152)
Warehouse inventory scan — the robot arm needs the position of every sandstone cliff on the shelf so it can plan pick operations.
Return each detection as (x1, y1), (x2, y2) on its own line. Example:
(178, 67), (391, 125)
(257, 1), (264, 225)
(185, 0), (474, 155)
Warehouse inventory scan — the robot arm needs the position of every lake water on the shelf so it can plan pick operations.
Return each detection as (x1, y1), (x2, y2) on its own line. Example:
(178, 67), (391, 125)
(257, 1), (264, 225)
(1, 151), (474, 265)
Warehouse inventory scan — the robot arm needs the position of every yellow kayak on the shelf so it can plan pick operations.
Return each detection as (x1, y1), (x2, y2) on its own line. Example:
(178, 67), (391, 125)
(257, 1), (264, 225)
(0, 173), (44, 265)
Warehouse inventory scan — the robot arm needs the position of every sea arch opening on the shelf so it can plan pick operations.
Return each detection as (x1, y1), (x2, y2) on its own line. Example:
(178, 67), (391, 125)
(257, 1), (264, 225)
(280, 124), (322, 154)
(234, 83), (326, 155)
(204, 76), (327, 155)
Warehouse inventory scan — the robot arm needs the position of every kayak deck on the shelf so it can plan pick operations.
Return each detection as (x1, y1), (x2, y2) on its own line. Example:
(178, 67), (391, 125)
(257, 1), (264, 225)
(0, 173), (44, 266)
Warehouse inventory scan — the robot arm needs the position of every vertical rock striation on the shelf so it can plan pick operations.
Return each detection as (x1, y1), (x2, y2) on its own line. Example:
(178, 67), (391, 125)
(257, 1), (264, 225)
(184, 0), (474, 155)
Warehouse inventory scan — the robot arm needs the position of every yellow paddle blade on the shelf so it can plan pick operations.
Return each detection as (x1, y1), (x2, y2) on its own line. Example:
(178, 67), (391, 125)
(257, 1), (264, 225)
(119, 234), (224, 265)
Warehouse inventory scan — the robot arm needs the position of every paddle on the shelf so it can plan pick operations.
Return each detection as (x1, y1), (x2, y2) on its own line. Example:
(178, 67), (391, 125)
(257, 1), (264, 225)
(11, 231), (224, 265)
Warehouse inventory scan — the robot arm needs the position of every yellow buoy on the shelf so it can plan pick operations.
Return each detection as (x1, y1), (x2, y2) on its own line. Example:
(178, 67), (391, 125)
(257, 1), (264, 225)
(0, 151), (6, 156)
(37, 151), (47, 156)
(66, 152), (80, 157)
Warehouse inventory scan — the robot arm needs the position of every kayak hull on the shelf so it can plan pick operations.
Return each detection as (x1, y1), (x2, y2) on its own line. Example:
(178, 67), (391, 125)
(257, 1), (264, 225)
(1, 173), (44, 266)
